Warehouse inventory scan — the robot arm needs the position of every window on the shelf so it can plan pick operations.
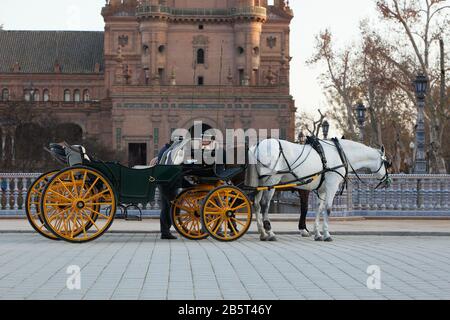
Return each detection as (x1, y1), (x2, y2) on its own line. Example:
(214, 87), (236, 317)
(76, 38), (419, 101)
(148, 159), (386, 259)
(74, 90), (81, 102)
(158, 45), (165, 53)
(143, 45), (149, 55)
(24, 90), (31, 102)
(198, 76), (204, 86)
(158, 68), (165, 85)
(33, 90), (40, 102)
(197, 49), (205, 64)
(253, 47), (260, 55)
(43, 89), (50, 102)
(1, 88), (9, 101)
(83, 89), (90, 102)
(238, 69), (244, 85)
(237, 46), (245, 55)
(64, 90), (71, 102)
(199, 25), (204, 30)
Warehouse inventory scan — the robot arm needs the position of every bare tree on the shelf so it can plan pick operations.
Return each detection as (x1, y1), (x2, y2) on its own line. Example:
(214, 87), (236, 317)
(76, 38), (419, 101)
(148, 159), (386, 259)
(308, 0), (449, 173)
(307, 31), (359, 139)
(377, 0), (449, 173)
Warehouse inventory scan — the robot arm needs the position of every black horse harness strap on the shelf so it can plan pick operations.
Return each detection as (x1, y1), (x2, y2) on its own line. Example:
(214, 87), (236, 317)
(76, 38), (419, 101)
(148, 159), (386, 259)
(254, 137), (349, 192)
(305, 136), (328, 190)
(330, 138), (350, 195)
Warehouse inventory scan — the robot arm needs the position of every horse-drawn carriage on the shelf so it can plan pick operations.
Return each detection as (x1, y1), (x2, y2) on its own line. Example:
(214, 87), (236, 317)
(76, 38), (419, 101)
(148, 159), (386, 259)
(26, 135), (392, 243)
(26, 140), (253, 243)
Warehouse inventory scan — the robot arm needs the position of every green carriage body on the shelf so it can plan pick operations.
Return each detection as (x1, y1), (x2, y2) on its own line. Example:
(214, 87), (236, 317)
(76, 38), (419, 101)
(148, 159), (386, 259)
(84, 160), (183, 205)
(34, 141), (253, 243)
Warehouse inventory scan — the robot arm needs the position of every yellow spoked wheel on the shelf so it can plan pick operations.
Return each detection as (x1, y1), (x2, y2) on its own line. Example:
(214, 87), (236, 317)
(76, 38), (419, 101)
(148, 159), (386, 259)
(41, 166), (117, 243)
(201, 186), (252, 242)
(25, 170), (60, 240)
(171, 188), (211, 240)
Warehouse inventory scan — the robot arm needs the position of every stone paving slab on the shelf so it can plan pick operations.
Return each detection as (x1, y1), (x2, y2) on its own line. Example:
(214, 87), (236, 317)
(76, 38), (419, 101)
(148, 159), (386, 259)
(1, 217), (450, 235)
(0, 233), (449, 300)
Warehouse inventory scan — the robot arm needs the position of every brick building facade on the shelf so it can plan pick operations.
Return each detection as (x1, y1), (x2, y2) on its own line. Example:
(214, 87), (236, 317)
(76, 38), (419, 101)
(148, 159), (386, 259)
(0, 0), (295, 167)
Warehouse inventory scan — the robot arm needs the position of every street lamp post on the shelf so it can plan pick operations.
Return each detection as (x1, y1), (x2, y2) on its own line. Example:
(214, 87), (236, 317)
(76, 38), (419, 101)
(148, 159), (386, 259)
(413, 74), (428, 174)
(356, 102), (366, 143)
(409, 142), (415, 174)
(322, 120), (330, 140)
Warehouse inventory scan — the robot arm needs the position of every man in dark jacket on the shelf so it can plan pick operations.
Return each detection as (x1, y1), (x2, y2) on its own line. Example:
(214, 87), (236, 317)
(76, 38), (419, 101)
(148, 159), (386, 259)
(158, 141), (178, 240)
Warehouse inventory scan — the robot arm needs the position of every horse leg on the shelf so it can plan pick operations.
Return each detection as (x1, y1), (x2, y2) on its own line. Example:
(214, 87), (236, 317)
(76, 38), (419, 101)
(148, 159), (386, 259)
(261, 190), (277, 241)
(314, 193), (326, 241)
(298, 190), (310, 237)
(322, 186), (339, 242)
(254, 191), (269, 241)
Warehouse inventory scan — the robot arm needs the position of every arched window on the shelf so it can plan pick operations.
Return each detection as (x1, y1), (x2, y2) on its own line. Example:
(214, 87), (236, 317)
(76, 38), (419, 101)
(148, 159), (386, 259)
(1, 88), (9, 101)
(83, 89), (90, 102)
(64, 89), (71, 102)
(33, 90), (40, 102)
(74, 90), (81, 102)
(24, 89), (31, 102)
(43, 89), (50, 102)
(143, 45), (149, 55)
(197, 49), (205, 64)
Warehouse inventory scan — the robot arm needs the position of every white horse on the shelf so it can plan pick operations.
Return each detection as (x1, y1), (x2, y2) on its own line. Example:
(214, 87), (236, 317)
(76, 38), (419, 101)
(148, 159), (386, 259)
(248, 138), (391, 242)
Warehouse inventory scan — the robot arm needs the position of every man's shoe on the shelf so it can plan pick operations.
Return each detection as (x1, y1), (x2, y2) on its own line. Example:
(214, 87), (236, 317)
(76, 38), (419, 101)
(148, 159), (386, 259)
(161, 233), (177, 240)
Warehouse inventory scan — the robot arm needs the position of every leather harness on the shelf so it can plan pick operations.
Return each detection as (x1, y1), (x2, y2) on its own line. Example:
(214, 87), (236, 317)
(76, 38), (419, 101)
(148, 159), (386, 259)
(255, 137), (349, 193)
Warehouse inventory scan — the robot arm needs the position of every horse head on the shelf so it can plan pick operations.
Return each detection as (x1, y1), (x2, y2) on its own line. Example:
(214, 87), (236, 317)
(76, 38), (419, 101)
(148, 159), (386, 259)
(374, 145), (392, 189)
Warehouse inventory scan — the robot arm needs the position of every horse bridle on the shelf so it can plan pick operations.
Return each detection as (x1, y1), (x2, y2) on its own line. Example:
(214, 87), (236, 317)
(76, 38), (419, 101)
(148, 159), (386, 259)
(373, 152), (392, 189)
(340, 145), (392, 190)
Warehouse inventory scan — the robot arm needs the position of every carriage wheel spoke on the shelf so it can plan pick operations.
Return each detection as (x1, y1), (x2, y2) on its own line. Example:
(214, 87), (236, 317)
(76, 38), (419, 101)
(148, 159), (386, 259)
(57, 178), (76, 199)
(46, 188), (72, 203)
(85, 207), (111, 220)
(82, 177), (100, 199)
(231, 217), (247, 227)
(84, 189), (111, 202)
(70, 171), (78, 198)
(229, 219), (239, 235)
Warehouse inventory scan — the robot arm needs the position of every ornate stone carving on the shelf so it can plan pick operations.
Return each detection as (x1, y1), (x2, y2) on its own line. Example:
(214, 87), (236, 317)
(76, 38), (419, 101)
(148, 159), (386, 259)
(192, 35), (209, 46)
(267, 36), (277, 49)
(118, 35), (129, 47)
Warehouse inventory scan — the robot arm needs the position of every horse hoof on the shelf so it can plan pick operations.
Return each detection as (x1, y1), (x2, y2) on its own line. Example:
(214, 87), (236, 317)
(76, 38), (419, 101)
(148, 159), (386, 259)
(300, 230), (310, 238)
(314, 236), (323, 242)
(260, 236), (268, 242)
(324, 237), (333, 242)
(267, 236), (277, 242)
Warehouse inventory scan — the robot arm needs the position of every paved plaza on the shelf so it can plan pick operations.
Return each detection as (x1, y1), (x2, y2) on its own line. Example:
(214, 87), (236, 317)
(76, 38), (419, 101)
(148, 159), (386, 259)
(0, 233), (449, 300)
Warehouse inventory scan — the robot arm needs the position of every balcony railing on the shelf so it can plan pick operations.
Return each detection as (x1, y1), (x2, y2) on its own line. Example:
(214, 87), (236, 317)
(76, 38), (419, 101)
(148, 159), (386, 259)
(136, 4), (267, 20)
(1, 173), (449, 217)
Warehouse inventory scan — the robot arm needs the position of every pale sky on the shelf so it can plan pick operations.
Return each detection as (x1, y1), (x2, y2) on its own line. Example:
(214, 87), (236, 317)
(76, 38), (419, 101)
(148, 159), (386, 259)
(0, 0), (378, 117)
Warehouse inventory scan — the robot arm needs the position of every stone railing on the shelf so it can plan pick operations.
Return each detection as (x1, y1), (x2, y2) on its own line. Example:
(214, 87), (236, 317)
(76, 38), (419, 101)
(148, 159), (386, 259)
(273, 174), (450, 216)
(136, 4), (267, 20)
(0, 173), (41, 212)
(0, 173), (161, 216)
(1, 173), (449, 217)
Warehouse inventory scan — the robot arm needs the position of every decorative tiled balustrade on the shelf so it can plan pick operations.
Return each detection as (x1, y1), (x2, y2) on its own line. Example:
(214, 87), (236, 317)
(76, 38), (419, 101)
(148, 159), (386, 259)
(273, 174), (450, 216)
(0, 173), (161, 217)
(0, 173), (449, 217)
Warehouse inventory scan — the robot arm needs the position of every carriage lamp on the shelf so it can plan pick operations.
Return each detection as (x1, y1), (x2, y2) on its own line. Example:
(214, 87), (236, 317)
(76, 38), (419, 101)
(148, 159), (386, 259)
(414, 74), (428, 100)
(322, 120), (330, 139)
